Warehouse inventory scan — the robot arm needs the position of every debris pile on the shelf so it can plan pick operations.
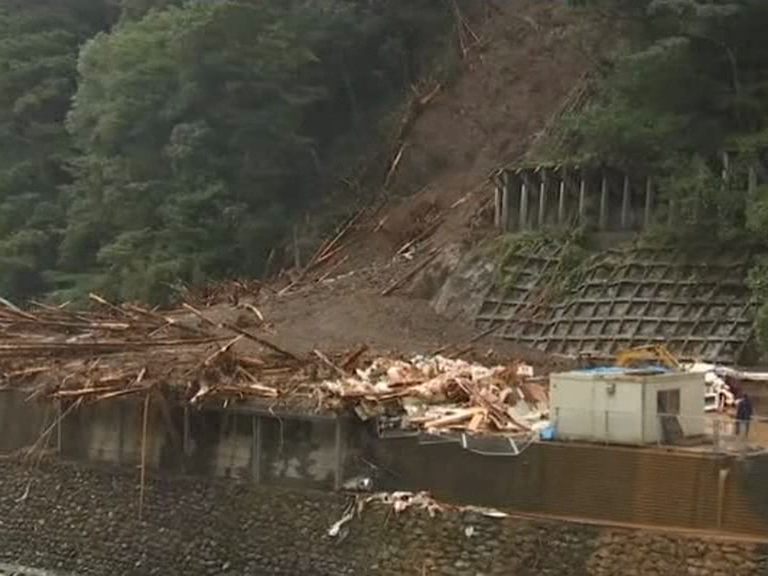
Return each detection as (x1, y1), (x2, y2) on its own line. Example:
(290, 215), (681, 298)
(0, 295), (329, 409)
(327, 490), (509, 539)
(0, 296), (546, 439)
(322, 355), (548, 434)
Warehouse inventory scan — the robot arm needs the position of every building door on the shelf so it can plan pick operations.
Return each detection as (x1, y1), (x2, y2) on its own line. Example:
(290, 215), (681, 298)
(657, 389), (683, 444)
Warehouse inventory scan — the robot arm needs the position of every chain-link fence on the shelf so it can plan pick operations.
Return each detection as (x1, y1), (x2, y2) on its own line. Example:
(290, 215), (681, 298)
(549, 406), (762, 453)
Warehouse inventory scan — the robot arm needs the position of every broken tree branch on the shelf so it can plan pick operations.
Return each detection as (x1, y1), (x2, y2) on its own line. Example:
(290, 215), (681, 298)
(221, 323), (300, 362)
(381, 251), (439, 296)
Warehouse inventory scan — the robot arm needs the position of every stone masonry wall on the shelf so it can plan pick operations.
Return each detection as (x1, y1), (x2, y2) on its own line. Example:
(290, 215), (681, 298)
(0, 459), (765, 576)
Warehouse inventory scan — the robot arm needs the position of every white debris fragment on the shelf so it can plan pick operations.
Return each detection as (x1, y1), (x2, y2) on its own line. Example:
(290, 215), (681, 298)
(327, 491), (509, 539)
(683, 362), (736, 411)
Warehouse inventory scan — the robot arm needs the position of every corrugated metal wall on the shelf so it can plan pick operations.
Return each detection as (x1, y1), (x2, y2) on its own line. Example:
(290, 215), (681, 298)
(369, 436), (768, 538)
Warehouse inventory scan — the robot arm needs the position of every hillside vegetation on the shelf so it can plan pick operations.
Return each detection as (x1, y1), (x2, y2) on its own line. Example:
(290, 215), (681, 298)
(0, 0), (451, 304)
(563, 0), (768, 343)
(4, 0), (768, 348)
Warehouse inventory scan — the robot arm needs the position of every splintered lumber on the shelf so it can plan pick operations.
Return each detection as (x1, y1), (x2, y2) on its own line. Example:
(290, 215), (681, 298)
(423, 407), (485, 429)
(123, 303), (209, 337)
(314, 207), (365, 264)
(313, 349), (346, 377)
(317, 254), (350, 283)
(278, 206), (366, 296)
(54, 386), (132, 398)
(237, 356), (266, 368)
(26, 398), (83, 458)
(222, 323), (300, 361)
(89, 293), (131, 317)
(203, 336), (243, 367)
(342, 344), (369, 372)
(468, 410), (486, 432)
(449, 345), (474, 359)
(0, 302), (38, 321)
(3, 366), (49, 379)
(381, 250), (439, 296)
(0, 337), (224, 357)
(456, 379), (530, 432)
(240, 304), (264, 322)
(214, 384), (279, 398)
(94, 388), (149, 402)
(182, 303), (217, 327)
(396, 217), (444, 256)
(30, 300), (92, 323)
(314, 244), (345, 267)
(0, 318), (136, 331)
(384, 144), (406, 189)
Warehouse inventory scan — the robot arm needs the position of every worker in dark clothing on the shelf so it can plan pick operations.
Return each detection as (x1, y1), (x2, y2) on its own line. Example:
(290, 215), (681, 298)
(736, 393), (753, 438)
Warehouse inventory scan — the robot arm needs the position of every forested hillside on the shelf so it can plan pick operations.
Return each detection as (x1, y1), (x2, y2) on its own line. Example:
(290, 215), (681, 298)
(564, 0), (768, 341)
(4, 0), (768, 327)
(0, 0), (451, 303)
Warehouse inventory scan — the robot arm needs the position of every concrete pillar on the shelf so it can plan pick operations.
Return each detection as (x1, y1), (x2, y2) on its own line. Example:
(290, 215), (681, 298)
(578, 171), (587, 226)
(721, 150), (730, 189)
(519, 174), (529, 230)
(500, 171), (510, 231)
(599, 171), (608, 230)
(644, 177), (653, 228)
(621, 174), (631, 229)
(538, 169), (548, 228)
(252, 416), (262, 483)
(558, 167), (567, 225)
(493, 186), (502, 229)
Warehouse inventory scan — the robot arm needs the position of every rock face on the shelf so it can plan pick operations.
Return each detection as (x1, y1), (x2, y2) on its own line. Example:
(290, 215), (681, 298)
(0, 459), (765, 576)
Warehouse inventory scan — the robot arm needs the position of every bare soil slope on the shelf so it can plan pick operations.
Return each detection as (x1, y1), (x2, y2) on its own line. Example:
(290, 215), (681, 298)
(200, 1), (611, 362)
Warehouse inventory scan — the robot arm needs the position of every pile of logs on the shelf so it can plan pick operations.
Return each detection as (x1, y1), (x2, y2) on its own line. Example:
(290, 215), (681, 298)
(321, 355), (548, 434)
(0, 295), (340, 410)
(0, 296), (547, 437)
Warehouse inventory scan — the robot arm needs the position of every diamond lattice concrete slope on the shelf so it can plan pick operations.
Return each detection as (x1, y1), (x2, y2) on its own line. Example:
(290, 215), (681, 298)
(476, 244), (756, 363)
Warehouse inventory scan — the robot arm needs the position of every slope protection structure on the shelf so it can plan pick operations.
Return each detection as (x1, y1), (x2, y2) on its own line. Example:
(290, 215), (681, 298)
(476, 242), (756, 364)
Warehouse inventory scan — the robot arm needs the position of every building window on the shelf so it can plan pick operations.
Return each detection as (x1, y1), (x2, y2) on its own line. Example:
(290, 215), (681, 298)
(657, 389), (680, 415)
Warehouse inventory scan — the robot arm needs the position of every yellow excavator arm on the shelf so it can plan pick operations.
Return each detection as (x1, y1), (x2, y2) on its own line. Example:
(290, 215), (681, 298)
(615, 344), (680, 370)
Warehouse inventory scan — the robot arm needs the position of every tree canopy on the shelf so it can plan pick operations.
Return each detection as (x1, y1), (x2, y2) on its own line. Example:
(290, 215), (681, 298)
(566, 0), (768, 344)
(0, 0), (450, 303)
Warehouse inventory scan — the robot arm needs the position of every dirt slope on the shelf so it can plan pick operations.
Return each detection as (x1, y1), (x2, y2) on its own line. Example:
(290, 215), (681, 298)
(339, 0), (608, 273)
(203, 1), (611, 362)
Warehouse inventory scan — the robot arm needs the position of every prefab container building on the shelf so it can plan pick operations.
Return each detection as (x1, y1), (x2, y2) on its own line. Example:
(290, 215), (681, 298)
(550, 368), (705, 445)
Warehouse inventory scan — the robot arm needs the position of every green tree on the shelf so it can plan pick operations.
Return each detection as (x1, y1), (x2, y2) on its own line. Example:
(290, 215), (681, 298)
(567, 0), (768, 347)
(65, 2), (340, 302)
(0, 0), (115, 300)
(64, 0), (451, 303)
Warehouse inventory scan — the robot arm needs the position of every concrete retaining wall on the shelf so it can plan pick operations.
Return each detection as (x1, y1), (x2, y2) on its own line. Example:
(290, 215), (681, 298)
(0, 459), (765, 576)
(4, 393), (768, 539)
